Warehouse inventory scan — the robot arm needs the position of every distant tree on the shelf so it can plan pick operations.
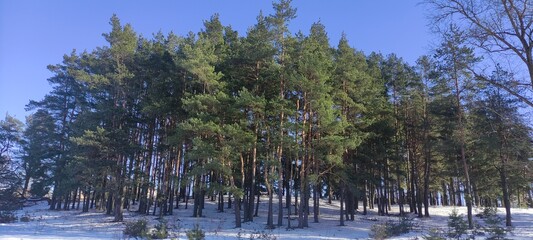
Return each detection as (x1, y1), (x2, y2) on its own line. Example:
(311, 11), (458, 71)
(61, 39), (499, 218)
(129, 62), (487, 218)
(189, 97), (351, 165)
(71, 126), (114, 213)
(0, 114), (23, 210)
(21, 110), (57, 197)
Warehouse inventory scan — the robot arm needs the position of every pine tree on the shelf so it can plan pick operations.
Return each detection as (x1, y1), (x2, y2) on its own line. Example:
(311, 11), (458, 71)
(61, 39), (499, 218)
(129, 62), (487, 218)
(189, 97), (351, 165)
(434, 25), (480, 228)
(415, 55), (439, 217)
(267, 0), (296, 227)
(26, 49), (88, 211)
(290, 22), (335, 227)
(0, 114), (23, 209)
(226, 11), (278, 227)
(469, 68), (532, 226)
(71, 15), (138, 221)
(179, 20), (227, 219)
(21, 110), (56, 197)
(331, 33), (375, 224)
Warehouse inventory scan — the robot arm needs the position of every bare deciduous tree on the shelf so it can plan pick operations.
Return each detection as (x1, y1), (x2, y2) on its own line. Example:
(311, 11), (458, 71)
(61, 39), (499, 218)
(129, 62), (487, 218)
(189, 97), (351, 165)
(425, 0), (533, 107)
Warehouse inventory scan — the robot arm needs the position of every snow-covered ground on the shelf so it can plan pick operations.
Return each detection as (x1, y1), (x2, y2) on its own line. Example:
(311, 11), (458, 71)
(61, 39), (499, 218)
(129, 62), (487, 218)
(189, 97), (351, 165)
(1, 197), (532, 239)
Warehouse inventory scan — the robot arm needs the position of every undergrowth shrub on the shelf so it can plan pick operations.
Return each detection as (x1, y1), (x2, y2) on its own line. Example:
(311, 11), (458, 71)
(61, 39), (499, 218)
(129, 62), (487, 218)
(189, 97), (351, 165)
(447, 209), (468, 239)
(19, 213), (31, 222)
(249, 230), (277, 240)
(0, 211), (17, 223)
(150, 219), (169, 239)
(186, 224), (205, 240)
(422, 228), (446, 240)
(370, 224), (389, 240)
(123, 218), (148, 239)
(481, 207), (511, 240)
(370, 217), (414, 239)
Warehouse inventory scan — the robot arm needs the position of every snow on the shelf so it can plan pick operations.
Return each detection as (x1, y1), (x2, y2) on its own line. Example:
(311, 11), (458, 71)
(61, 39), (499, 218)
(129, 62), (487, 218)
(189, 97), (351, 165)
(1, 197), (533, 239)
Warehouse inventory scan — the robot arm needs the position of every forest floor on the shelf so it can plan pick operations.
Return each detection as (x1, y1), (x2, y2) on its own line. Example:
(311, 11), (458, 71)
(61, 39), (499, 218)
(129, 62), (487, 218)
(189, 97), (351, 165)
(1, 196), (533, 239)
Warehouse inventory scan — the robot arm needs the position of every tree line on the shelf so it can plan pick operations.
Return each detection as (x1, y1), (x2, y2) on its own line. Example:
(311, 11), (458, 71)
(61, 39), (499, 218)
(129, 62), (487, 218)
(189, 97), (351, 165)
(1, 0), (532, 229)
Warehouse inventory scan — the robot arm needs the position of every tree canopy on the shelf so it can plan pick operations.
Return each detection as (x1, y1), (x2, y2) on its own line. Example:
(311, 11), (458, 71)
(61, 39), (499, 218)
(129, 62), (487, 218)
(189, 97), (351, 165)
(4, 0), (532, 231)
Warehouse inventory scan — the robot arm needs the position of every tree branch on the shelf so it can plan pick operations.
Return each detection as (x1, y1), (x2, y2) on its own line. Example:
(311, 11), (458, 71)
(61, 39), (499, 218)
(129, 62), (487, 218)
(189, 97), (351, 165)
(469, 67), (533, 107)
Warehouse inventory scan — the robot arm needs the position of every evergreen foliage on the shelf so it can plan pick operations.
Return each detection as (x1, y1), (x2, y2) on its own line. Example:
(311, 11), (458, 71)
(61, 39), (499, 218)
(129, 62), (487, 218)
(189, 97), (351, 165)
(123, 219), (149, 239)
(447, 209), (468, 239)
(370, 217), (414, 240)
(481, 207), (511, 240)
(8, 1), (531, 238)
(0, 115), (23, 210)
(186, 224), (205, 240)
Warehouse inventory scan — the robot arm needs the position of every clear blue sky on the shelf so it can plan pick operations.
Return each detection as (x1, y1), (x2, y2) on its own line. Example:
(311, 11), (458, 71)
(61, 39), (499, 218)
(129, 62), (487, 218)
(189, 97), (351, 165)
(0, 0), (430, 121)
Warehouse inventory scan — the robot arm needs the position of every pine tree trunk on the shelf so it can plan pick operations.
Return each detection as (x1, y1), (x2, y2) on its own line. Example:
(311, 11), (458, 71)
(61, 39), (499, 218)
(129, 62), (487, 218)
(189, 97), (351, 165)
(254, 190), (259, 217)
(193, 176), (200, 217)
(473, 183), (481, 207)
(287, 166), (293, 229)
(106, 192), (113, 215)
(339, 185), (345, 226)
(266, 166), (274, 229)
(327, 175), (332, 205)
(397, 168), (404, 215)
(90, 189), (96, 209)
(526, 185), (533, 207)
(235, 196), (241, 228)
(449, 178), (456, 206)
(199, 187), (205, 217)
(50, 181), (59, 210)
(71, 188), (78, 210)
(423, 145), (431, 217)
(22, 175), (30, 197)
(230, 172), (241, 228)
(114, 157), (125, 222)
(385, 164), (392, 212)
(184, 183), (190, 209)
(277, 144), (284, 227)
(313, 166), (319, 223)
(410, 155), (417, 215)
(63, 192), (70, 210)
(294, 187), (298, 214)
(442, 182), (449, 206)
(298, 153), (307, 228)
(285, 160), (291, 209)
(247, 130), (258, 222)
(138, 122), (155, 214)
(218, 191), (224, 212)
(363, 181), (368, 215)
(83, 189), (90, 212)
(499, 152), (512, 226)
(369, 184), (374, 210)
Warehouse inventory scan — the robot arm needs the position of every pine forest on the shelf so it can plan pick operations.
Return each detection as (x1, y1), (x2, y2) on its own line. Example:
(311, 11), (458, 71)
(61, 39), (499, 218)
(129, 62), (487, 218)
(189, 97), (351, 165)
(1, 1), (533, 239)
